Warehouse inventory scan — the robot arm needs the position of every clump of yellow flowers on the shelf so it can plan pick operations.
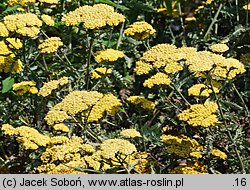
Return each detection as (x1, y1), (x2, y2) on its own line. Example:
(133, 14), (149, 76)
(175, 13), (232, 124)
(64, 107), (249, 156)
(52, 123), (69, 132)
(124, 21), (156, 40)
(91, 67), (112, 79)
(0, 41), (23, 74)
(38, 76), (69, 97)
(41, 15), (55, 26)
(120, 128), (141, 138)
(211, 148), (227, 160)
(3, 13), (42, 37)
(178, 101), (218, 127)
(161, 134), (203, 159)
(94, 49), (125, 63)
(127, 96), (155, 110)
(210, 43), (229, 53)
(38, 37), (63, 54)
(12, 81), (38, 95)
(2, 124), (50, 150)
(62, 4), (125, 29)
(44, 90), (122, 125)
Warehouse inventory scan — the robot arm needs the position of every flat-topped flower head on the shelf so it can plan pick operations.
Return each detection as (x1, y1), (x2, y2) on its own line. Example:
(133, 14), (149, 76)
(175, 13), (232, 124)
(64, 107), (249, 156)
(94, 49), (125, 63)
(127, 96), (155, 110)
(161, 134), (203, 158)
(0, 23), (9, 37)
(120, 128), (141, 138)
(4, 13), (42, 37)
(124, 21), (156, 40)
(210, 43), (229, 53)
(38, 77), (69, 97)
(91, 67), (112, 79)
(178, 101), (219, 127)
(38, 37), (63, 54)
(62, 4), (125, 29)
(41, 15), (55, 26)
(13, 81), (38, 95)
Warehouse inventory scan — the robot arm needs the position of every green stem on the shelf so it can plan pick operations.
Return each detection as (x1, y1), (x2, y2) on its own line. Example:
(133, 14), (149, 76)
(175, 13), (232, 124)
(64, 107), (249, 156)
(171, 83), (191, 106)
(235, 0), (239, 25)
(86, 36), (94, 90)
(116, 22), (125, 50)
(204, 3), (223, 40)
(231, 83), (249, 116)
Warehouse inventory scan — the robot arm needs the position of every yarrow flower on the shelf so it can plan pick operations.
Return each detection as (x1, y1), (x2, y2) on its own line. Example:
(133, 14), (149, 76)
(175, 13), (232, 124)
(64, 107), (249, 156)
(120, 129), (141, 138)
(211, 148), (227, 160)
(41, 15), (55, 26)
(143, 72), (171, 88)
(210, 43), (229, 53)
(0, 42), (23, 74)
(38, 0), (58, 4)
(38, 37), (63, 54)
(53, 123), (69, 132)
(7, 0), (36, 6)
(91, 67), (112, 79)
(124, 21), (156, 40)
(5, 38), (23, 49)
(178, 101), (219, 127)
(161, 134), (203, 158)
(44, 90), (122, 125)
(243, 3), (250, 10)
(12, 81), (38, 95)
(0, 23), (9, 37)
(2, 124), (50, 150)
(127, 96), (155, 110)
(94, 49), (125, 63)
(188, 83), (219, 97)
(3, 13), (42, 37)
(99, 139), (137, 159)
(62, 4), (125, 29)
(38, 76), (69, 97)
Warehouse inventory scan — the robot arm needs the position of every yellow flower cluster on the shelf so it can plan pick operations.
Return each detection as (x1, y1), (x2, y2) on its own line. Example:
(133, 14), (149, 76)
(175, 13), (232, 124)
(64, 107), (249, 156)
(91, 67), (112, 79)
(171, 161), (208, 174)
(62, 4), (125, 29)
(0, 23), (9, 37)
(3, 13), (42, 37)
(38, 0), (58, 4)
(188, 83), (219, 97)
(5, 38), (23, 49)
(178, 101), (218, 127)
(124, 21), (156, 40)
(98, 138), (137, 159)
(38, 76), (69, 97)
(2, 124), (50, 150)
(41, 15), (55, 26)
(94, 49), (125, 63)
(45, 90), (122, 125)
(38, 37), (63, 54)
(53, 123), (69, 132)
(210, 43), (229, 53)
(143, 72), (171, 88)
(161, 134), (203, 158)
(211, 58), (246, 79)
(0, 43), (23, 74)
(243, 3), (250, 10)
(211, 148), (227, 160)
(134, 44), (183, 75)
(12, 81), (38, 95)
(38, 136), (95, 174)
(137, 43), (245, 82)
(120, 129), (141, 138)
(7, 0), (35, 6)
(127, 96), (155, 110)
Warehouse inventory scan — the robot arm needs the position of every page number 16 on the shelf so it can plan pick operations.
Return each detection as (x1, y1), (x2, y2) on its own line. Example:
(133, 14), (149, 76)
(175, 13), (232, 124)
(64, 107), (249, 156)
(234, 178), (247, 187)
